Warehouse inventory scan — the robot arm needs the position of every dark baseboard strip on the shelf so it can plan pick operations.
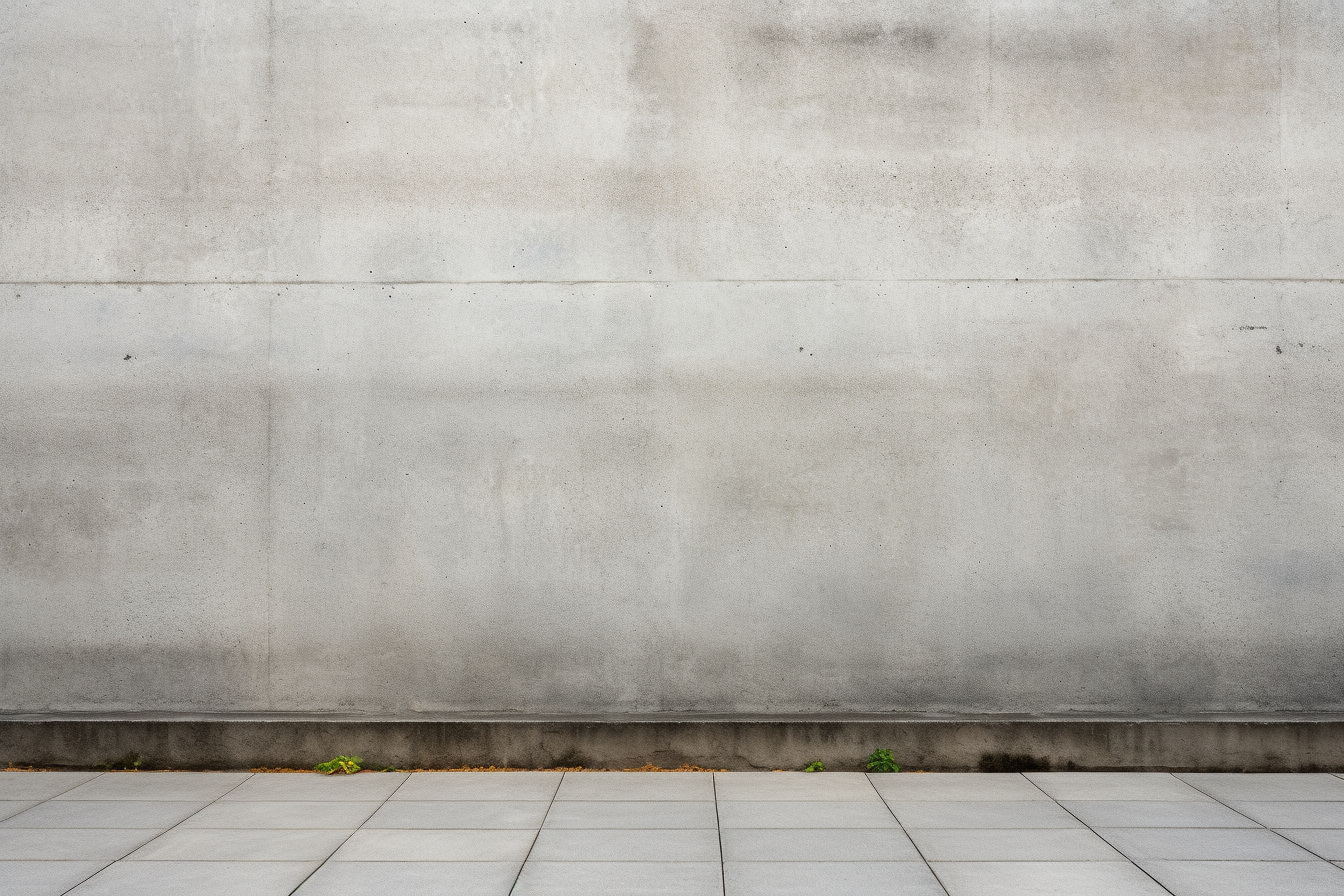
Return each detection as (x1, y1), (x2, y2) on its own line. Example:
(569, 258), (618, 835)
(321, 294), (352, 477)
(3, 717), (1343, 771)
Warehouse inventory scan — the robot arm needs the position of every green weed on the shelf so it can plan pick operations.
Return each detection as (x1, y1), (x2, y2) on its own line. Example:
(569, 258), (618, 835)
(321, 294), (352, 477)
(314, 755), (363, 775)
(803, 760), (825, 772)
(865, 749), (900, 773)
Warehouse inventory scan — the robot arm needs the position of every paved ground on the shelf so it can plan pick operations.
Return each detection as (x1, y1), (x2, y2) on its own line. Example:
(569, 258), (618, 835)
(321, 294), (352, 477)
(4, 771), (1344, 895)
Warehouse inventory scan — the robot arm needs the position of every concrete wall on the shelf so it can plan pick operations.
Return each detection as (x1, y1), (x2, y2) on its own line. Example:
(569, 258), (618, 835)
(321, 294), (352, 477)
(2, 1), (1342, 716)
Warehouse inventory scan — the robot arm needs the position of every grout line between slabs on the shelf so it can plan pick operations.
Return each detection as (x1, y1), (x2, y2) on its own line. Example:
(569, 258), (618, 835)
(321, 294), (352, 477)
(1020, 774), (1177, 895)
(867, 773), (951, 896)
(283, 772), (412, 896)
(1174, 775), (1343, 868)
(712, 772), (726, 896)
(507, 772), (563, 896)
(4, 277), (1344, 287)
(58, 772), (256, 896)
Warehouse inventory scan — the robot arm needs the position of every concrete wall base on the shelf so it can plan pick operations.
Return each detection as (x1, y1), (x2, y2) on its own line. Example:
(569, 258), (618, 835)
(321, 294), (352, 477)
(3, 716), (1343, 772)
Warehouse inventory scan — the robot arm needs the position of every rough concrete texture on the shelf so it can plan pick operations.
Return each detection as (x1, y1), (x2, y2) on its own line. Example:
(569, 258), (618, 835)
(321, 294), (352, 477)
(1, 2), (1343, 721)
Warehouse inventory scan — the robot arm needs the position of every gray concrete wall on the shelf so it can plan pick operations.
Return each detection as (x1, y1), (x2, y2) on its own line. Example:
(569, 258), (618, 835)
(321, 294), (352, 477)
(2, 1), (1342, 716)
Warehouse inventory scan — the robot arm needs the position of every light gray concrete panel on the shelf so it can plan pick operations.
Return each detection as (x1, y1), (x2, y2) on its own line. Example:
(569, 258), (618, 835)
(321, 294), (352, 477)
(542, 801), (718, 830)
(528, 828), (721, 862)
(932, 861), (1170, 896)
(715, 773), (879, 802)
(6, 2), (1328, 280)
(389, 773), (561, 802)
(0, 287), (270, 711)
(55, 774), (249, 803)
(67, 860), (321, 896)
(1140, 859), (1344, 896)
(1027, 773), (1212, 802)
(331, 829), (536, 862)
(1060, 801), (1261, 829)
(1230, 802), (1344, 828)
(364, 801), (548, 830)
(868, 773), (1048, 802)
(0, 861), (108, 896)
(294, 861), (522, 896)
(1, 801), (207, 830)
(180, 801), (383, 830)
(1096, 826), (1318, 861)
(724, 861), (946, 896)
(1179, 774), (1344, 802)
(513, 861), (723, 896)
(908, 828), (1123, 862)
(717, 801), (900, 830)
(220, 773), (406, 802)
(0, 773), (99, 801)
(720, 828), (922, 862)
(0, 828), (161, 861)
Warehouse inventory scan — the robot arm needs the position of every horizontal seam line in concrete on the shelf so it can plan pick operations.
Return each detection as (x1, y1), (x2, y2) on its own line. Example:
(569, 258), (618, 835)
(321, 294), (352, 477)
(2, 278), (1343, 286)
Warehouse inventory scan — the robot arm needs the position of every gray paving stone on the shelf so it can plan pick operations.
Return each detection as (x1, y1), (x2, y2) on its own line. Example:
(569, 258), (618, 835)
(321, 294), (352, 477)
(67, 860), (320, 896)
(127, 827), (351, 862)
(724, 861), (947, 896)
(1278, 830), (1344, 861)
(1229, 801), (1344, 828)
(554, 772), (714, 801)
(0, 828), (161, 861)
(716, 772), (879, 802)
(1140, 859), (1344, 896)
(1, 800), (207, 829)
(55, 773), (248, 802)
(221, 773), (406, 802)
(0, 772), (100, 801)
(718, 800), (900, 829)
(868, 773), (1049, 802)
(721, 828), (922, 862)
(542, 800), (717, 829)
(0, 802), (40, 822)
(389, 772), (561, 801)
(885, 800), (1083, 829)
(364, 800), (548, 829)
(294, 860), (522, 895)
(1096, 826), (1318, 861)
(331, 829), (536, 862)
(1060, 800), (1260, 828)
(180, 800), (381, 829)
(0, 861), (106, 896)
(1177, 773), (1344, 802)
(513, 861), (722, 896)
(528, 828), (721, 862)
(933, 861), (1170, 896)
(1026, 772), (1211, 801)
(908, 827), (1123, 861)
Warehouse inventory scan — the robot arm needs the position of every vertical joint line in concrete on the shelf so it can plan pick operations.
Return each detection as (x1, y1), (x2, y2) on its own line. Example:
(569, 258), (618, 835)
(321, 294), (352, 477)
(712, 772), (726, 896)
(867, 774), (951, 896)
(507, 771), (563, 895)
(1020, 774), (1176, 896)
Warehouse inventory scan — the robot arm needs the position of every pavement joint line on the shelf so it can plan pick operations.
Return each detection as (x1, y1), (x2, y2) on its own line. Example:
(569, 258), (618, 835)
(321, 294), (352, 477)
(1175, 774), (1343, 868)
(712, 772), (725, 896)
(282, 771), (411, 896)
(1022, 773), (1178, 896)
(867, 772), (952, 896)
(507, 771), (562, 895)
(55, 771), (256, 896)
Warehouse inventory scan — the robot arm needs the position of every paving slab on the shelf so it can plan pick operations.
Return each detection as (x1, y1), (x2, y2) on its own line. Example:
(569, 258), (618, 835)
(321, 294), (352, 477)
(554, 772), (713, 801)
(293, 860), (522, 895)
(0, 773), (100, 801)
(179, 800), (382, 829)
(1278, 829), (1344, 861)
(331, 829), (536, 862)
(716, 772), (879, 802)
(66, 860), (320, 896)
(541, 800), (717, 829)
(513, 861), (723, 896)
(221, 773), (406, 802)
(1060, 800), (1260, 828)
(1229, 801), (1344, 828)
(364, 800), (548, 830)
(1140, 859), (1344, 896)
(868, 773), (1049, 802)
(908, 827), (1124, 862)
(0, 828), (161, 861)
(0, 861), (107, 896)
(127, 827), (351, 862)
(717, 800), (900, 829)
(55, 773), (249, 802)
(1177, 773), (1344, 802)
(932, 861), (1171, 896)
(390, 772), (561, 801)
(1, 800), (207, 829)
(527, 828), (721, 862)
(0, 802), (40, 823)
(885, 800), (1083, 829)
(720, 828), (923, 862)
(1096, 826), (1318, 861)
(724, 860), (947, 896)
(1026, 772), (1211, 802)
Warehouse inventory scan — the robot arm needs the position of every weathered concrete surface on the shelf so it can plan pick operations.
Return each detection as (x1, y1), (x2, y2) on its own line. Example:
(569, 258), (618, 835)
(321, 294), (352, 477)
(1, 2), (1343, 727)
(4, 716), (1344, 773)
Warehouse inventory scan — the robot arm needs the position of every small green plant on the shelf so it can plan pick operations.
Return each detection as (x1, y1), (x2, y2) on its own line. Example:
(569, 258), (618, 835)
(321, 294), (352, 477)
(803, 760), (825, 772)
(865, 749), (900, 773)
(99, 752), (144, 771)
(314, 755), (363, 775)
